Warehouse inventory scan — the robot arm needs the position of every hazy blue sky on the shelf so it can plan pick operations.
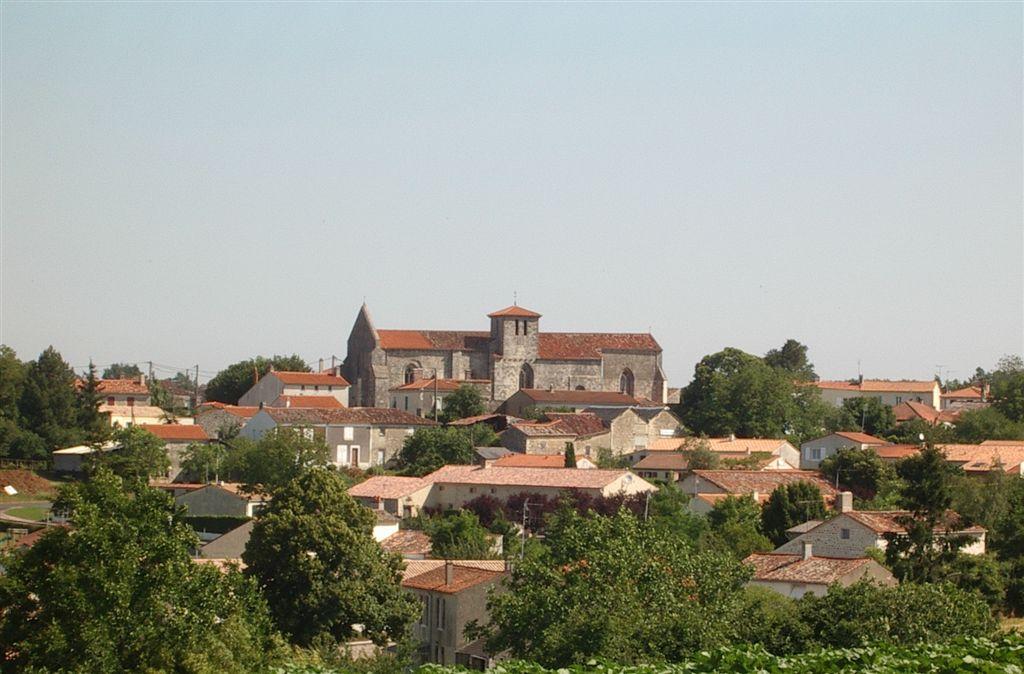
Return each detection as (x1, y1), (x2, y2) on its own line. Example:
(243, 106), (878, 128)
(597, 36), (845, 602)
(2, 2), (1021, 386)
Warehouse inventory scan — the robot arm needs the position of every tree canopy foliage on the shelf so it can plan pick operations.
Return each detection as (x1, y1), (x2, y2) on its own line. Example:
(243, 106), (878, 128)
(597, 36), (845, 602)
(101, 362), (143, 380)
(205, 355), (309, 405)
(243, 469), (418, 648)
(0, 469), (281, 672)
(440, 384), (486, 422)
(88, 425), (170, 481)
(425, 509), (496, 559)
(395, 426), (476, 476)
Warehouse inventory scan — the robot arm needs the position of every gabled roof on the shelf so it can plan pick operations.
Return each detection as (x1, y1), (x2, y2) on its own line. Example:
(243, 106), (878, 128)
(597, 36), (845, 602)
(938, 443), (1024, 473)
(690, 470), (838, 496)
(98, 404), (166, 418)
(815, 379), (937, 393)
(537, 333), (660, 360)
(377, 330), (491, 352)
(646, 437), (791, 454)
(348, 476), (432, 500)
(424, 465), (651, 491)
(841, 510), (985, 535)
(942, 386), (984, 400)
(269, 395), (344, 409)
(488, 305), (542, 318)
(517, 389), (644, 406)
(401, 559), (506, 582)
(636, 452), (779, 472)
(197, 402), (261, 419)
(832, 431), (889, 445)
(97, 379), (149, 395)
(259, 407), (437, 427)
(542, 412), (608, 437)
(270, 371), (350, 387)
(508, 421), (576, 438)
(873, 444), (920, 460)
(450, 413), (521, 427)
(402, 563), (507, 594)
(894, 401), (941, 423)
(139, 424), (210, 442)
(745, 553), (881, 585)
(493, 454), (596, 469)
(380, 529), (432, 556)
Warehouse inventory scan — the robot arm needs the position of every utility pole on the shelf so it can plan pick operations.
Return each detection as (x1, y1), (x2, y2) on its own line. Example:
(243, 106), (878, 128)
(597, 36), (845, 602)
(148, 360), (154, 382)
(433, 369), (439, 422)
(520, 501), (531, 559)
(194, 364), (200, 411)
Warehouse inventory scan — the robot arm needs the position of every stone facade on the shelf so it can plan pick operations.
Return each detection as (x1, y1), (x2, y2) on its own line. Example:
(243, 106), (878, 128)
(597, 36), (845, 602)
(342, 304), (666, 408)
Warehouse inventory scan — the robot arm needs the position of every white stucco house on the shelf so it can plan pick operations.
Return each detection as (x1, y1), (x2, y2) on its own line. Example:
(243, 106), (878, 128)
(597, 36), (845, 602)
(814, 378), (940, 410)
(799, 431), (890, 469)
(238, 371), (350, 408)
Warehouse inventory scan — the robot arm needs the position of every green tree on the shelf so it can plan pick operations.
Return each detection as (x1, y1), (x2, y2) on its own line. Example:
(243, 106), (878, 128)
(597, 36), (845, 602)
(563, 442), (577, 468)
(17, 347), (85, 453)
(701, 495), (772, 559)
(0, 345), (25, 423)
(760, 482), (829, 546)
(230, 428), (328, 492)
(89, 425), (170, 481)
(764, 339), (817, 381)
(682, 437), (720, 470)
(441, 384), (486, 422)
(819, 447), (893, 500)
(243, 468), (418, 647)
(953, 406), (1024, 442)
(476, 508), (750, 666)
(101, 362), (143, 379)
(180, 441), (229, 483)
(734, 586), (811, 655)
(888, 417), (955, 445)
(464, 422), (501, 448)
(395, 426), (474, 476)
(0, 469), (281, 672)
(834, 397), (896, 437)
(990, 354), (1024, 422)
(205, 355), (309, 405)
(426, 510), (496, 559)
(76, 361), (110, 444)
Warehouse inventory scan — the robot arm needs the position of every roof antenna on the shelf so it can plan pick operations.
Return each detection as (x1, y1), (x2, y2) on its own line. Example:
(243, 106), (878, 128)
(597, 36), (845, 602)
(513, 290), (518, 306)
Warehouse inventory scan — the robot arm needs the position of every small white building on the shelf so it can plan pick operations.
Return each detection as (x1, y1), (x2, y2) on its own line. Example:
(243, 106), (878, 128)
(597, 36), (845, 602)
(238, 371), (350, 408)
(799, 431), (890, 470)
(814, 378), (940, 410)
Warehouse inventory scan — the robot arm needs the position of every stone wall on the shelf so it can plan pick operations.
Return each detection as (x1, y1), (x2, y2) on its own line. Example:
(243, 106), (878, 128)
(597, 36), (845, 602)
(600, 351), (665, 402)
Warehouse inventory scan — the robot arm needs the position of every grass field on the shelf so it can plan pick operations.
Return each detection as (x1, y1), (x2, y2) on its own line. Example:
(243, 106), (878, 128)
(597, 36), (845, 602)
(4, 506), (50, 521)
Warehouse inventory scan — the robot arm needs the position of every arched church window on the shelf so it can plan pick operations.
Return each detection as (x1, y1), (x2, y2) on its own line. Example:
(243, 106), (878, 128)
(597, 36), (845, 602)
(404, 363), (420, 385)
(519, 363), (534, 390)
(619, 369), (635, 397)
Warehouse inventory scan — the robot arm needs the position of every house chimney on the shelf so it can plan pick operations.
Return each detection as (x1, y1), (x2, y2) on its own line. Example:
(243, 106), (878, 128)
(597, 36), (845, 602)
(138, 374), (146, 385)
(319, 358), (324, 372)
(445, 560), (454, 586)
(751, 490), (759, 503)
(838, 491), (853, 513)
(802, 540), (813, 560)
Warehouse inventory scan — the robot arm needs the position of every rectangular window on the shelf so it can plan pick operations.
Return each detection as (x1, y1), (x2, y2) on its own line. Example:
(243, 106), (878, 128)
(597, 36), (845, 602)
(895, 396), (902, 404)
(301, 385), (306, 391)
(523, 321), (528, 335)
(811, 448), (822, 460)
(350, 445), (361, 464)
(377, 449), (385, 464)
(106, 396), (115, 406)
(404, 398), (409, 411)
(841, 528), (851, 540)
(314, 385), (319, 391)
(336, 445), (348, 464)
(515, 320), (520, 336)
(343, 427), (354, 441)
(127, 397), (135, 407)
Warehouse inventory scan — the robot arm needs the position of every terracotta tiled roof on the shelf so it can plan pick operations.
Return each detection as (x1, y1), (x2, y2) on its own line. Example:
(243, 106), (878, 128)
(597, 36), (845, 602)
(509, 421), (576, 438)
(261, 407), (437, 427)
(636, 452), (777, 471)
(348, 476), (431, 500)
(487, 305), (542, 318)
(842, 510), (986, 535)
(380, 529), (432, 556)
(198, 402), (261, 419)
(98, 404), (167, 418)
(269, 395), (343, 409)
(874, 444), (920, 460)
(745, 553), (878, 585)
(377, 330), (491, 352)
(449, 413), (520, 427)
(894, 401), (940, 424)
(518, 389), (643, 406)
(981, 439), (1024, 446)
(648, 438), (686, 451)
(537, 333), (660, 360)
(424, 465), (651, 491)
(139, 424), (210, 441)
(493, 454), (596, 469)
(402, 563), (506, 594)
(401, 559), (506, 581)
(938, 444), (1024, 473)
(392, 378), (489, 392)
(97, 379), (149, 395)
(690, 470), (838, 496)
(646, 437), (791, 455)
(832, 431), (889, 445)
(271, 371), (350, 387)
(942, 386), (984, 400)
(543, 412), (608, 437)
(815, 379), (937, 393)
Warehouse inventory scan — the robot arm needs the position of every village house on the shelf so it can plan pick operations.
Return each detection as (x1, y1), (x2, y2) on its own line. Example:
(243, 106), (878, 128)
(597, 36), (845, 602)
(938, 443), (1024, 476)
(390, 378), (491, 418)
(341, 303), (667, 407)
(680, 469), (838, 515)
(175, 483), (267, 518)
(799, 431), (891, 469)
(402, 560), (509, 668)
(380, 528), (434, 559)
(893, 400), (960, 426)
(95, 376), (152, 406)
(499, 408), (682, 458)
(633, 436), (799, 469)
(195, 402), (261, 438)
(237, 370), (350, 407)
(139, 424), (213, 480)
(99, 403), (170, 427)
(491, 453), (598, 469)
(940, 385), (988, 411)
(239, 406), (436, 469)
(775, 493), (987, 557)
(744, 546), (896, 598)
(814, 378), (940, 410)
(634, 447), (794, 484)
(348, 476), (433, 518)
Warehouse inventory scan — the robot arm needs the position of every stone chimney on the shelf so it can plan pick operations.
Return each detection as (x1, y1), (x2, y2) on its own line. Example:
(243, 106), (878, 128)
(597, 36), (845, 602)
(445, 560), (454, 586)
(837, 491), (854, 513)
(802, 540), (813, 561)
(319, 358), (324, 372)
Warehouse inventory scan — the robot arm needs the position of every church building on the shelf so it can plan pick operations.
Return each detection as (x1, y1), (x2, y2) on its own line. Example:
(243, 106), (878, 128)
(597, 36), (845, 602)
(341, 304), (667, 408)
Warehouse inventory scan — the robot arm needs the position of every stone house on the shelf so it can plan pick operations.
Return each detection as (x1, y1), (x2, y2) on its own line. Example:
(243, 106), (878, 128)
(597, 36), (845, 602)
(239, 407), (436, 469)
(342, 303), (667, 408)
(499, 389), (655, 417)
(799, 431), (890, 470)
(744, 546), (896, 598)
(348, 476), (434, 518)
(402, 561), (508, 667)
(389, 378), (491, 418)
(238, 371), (350, 408)
(775, 495), (987, 558)
(175, 483), (267, 518)
(681, 470), (838, 515)
(814, 378), (941, 410)
(583, 407), (683, 456)
(500, 422), (578, 455)
(139, 423), (213, 481)
(195, 402), (261, 438)
(632, 436), (800, 468)
(634, 449), (794, 483)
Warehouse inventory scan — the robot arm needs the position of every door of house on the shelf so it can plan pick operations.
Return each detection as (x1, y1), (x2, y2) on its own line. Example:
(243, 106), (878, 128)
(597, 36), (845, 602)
(350, 445), (360, 467)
